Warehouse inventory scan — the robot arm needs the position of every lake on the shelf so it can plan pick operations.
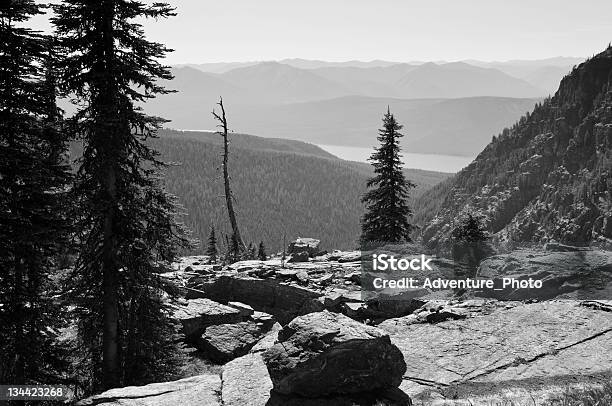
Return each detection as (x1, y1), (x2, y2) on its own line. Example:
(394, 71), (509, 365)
(318, 144), (474, 173)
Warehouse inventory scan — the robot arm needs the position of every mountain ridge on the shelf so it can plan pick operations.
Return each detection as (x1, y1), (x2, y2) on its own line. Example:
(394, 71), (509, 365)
(419, 46), (612, 247)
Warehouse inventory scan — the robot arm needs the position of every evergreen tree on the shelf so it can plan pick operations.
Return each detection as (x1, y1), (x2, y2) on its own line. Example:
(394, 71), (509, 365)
(0, 2), (71, 386)
(206, 226), (218, 264)
(361, 108), (415, 244)
(53, 0), (189, 391)
(258, 241), (267, 261)
(451, 212), (491, 288)
(451, 212), (489, 243)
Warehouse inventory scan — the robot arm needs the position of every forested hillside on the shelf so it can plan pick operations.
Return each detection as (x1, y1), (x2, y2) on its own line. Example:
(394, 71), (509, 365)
(152, 131), (450, 252)
(419, 46), (612, 247)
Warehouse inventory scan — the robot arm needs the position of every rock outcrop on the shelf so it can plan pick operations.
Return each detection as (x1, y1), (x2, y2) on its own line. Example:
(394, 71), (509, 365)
(188, 275), (324, 324)
(288, 251), (309, 263)
(76, 374), (221, 406)
(197, 321), (274, 363)
(288, 237), (321, 257)
(172, 298), (242, 338)
(262, 311), (406, 397)
(477, 248), (612, 300)
(381, 300), (612, 404)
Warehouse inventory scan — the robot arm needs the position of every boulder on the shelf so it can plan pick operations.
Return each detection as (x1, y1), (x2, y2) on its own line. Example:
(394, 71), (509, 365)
(229, 260), (268, 272)
(173, 298), (242, 338)
(251, 310), (276, 330)
(198, 321), (273, 363)
(262, 311), (406, 397)
(228, 301), (254, 319)
(222, 353), (412, 406)
(338, 251), (362, 263)
(250, 322), (282, 354)
(288, 237), (321, 257)
(222, 353), (273, 406)
(327, 250), (344, 261)
(275, 269), (300, 278)
(344, 271), (361, 284)
(296, 271), (310, 285)
(321, 288), (363, 310)
(341, 302), (369, 319)
(76, 374), (221, 406)
(288, 251), (309, 263)
(316, 273), (334, 286)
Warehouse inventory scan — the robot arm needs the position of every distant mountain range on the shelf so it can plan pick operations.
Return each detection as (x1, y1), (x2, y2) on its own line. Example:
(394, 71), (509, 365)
(148, 90), (539, 157)
(418, 47), (612, 246)
(176, 57), (584, 93)
(175, 56), (583, 94)
(147, 57), (584, 157)
(147, 62), (572, 156)
(164, 60), (543, 103)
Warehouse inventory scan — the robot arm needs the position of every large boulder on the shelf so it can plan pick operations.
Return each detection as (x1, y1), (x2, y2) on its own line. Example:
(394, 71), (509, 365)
(288, 251), (309, 263)
(222, 353), (412, 406)
(173, 298), (242, 338)
(197, 320), (274, 363)
(222, 353), (273, 406)
(262, 311), (406, 397)
(288, 237), (321, 257)
(76, 374), (221, 406)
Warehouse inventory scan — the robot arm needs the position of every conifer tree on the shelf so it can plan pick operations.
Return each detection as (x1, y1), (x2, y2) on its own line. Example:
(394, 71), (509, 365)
(0, 2), (71, 386)
(451, 212), (488, 243)
(206, 226), (218, 264)
(258, 241), (267, 261)
(451, 212), (491, 286)
(361, 108), (415, 244)
(53, 0), (189, 391)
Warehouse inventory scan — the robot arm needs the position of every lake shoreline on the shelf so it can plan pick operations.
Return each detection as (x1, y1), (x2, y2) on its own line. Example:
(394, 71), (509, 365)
(318, 144), (474, 173)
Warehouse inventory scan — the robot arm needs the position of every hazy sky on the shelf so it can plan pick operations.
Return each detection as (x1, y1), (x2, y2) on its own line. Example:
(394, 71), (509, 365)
(32, 0), (612, 64)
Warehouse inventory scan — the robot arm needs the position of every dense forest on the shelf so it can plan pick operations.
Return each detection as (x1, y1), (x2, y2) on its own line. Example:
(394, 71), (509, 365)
(151, 130), (450, 252)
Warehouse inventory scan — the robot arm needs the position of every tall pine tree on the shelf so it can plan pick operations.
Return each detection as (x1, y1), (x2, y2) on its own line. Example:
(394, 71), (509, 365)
(0, 1), (71, 386)
(361, 108), (415, 244)
(53, 0), (189, 391)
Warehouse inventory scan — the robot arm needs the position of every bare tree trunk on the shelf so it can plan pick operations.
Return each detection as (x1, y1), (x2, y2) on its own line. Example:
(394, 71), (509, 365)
(212, 97), (246, 252)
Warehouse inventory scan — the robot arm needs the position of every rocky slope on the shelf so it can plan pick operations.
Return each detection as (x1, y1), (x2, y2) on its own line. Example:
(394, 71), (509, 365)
(75, 243), (612, 405)
(421, 46), (612, 247)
